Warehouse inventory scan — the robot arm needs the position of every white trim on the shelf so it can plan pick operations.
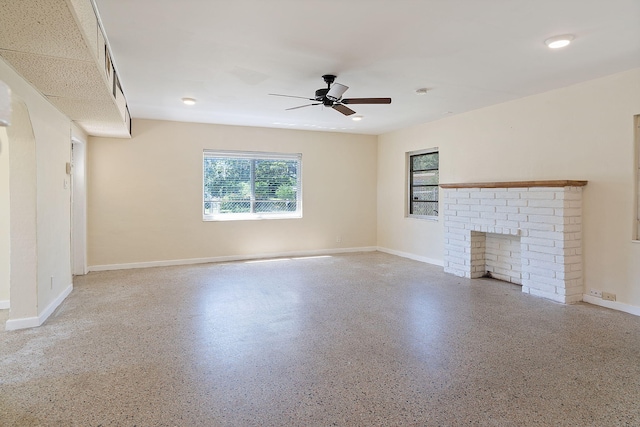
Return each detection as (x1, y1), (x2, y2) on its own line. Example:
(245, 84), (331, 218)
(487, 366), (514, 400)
(88, 247), (378, 272)
(376, 246), (444, 267)
(0, 300), (9, 309)
(5, 315), (39, 330)
(582, 294), (640, 317)
(5, 284), (73, 331)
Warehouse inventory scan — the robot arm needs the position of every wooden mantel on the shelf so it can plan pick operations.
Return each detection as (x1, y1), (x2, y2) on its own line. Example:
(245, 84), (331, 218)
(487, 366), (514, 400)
(439, 180), (588, 189)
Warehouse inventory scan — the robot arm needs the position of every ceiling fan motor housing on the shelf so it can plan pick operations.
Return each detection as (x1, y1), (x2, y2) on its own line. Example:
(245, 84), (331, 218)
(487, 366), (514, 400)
(315, 88), (329, 100)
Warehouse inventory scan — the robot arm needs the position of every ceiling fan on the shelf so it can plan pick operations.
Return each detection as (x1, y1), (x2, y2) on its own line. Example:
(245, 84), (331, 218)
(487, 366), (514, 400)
(269, 74), (392, 116)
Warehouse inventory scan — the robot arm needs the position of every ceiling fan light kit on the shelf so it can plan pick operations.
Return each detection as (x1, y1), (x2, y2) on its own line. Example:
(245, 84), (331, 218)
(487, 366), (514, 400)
(545, 34), (574, 49)
(270, 74), (392, 117)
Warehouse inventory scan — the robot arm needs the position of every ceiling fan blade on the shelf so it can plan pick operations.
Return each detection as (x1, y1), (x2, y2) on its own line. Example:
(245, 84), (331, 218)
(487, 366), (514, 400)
(269, 93), (316, 101)
(326, 83), (349, 101)
(286, 103), (321, 111)
(332, 103), (356, 116)
(341, 97), (392, 105)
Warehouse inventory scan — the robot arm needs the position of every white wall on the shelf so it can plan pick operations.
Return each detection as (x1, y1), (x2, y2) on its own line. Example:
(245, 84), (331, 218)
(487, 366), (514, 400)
(87, 119), (378, 268)
(0, 56), (73, 327)
(378, 68), (640, 309)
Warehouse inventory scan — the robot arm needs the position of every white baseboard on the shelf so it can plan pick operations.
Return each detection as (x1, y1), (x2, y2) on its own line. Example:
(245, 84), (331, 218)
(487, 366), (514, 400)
(0, 300), (9, 309)
(582, 294), (640, 317)
(88, 247), (379, 272)
(5, 284), (73, 331)
(376, 246), (444, 267)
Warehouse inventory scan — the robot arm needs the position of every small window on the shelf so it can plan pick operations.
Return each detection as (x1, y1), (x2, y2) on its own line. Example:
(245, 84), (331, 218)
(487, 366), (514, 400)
(407, 149), (439, 218)
(203, 150), (302, 221)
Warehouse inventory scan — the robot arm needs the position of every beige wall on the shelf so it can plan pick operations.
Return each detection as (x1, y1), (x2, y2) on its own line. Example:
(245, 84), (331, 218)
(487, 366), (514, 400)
(0, 127), (9, 304)
(87, 119), (378, 267)
(0, 57), (73, 323)
(378, 68), (640, 308)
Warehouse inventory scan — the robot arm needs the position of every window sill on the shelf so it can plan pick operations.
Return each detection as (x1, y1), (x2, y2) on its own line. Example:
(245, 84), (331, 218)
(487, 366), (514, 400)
(407, 215), (439, 222)
(203, 213), (302, 222)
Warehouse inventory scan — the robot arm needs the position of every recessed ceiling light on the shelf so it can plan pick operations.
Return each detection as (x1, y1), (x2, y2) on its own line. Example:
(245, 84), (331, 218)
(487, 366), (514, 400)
(181, 97), (196, 105)
(415, 88), (429, 95)
(352, 115), (363, 121)
(544, 34), (574, 49)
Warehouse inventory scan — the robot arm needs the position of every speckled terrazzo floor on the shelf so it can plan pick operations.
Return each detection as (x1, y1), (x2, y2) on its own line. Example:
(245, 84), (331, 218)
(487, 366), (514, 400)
(1, 252), (640, 426)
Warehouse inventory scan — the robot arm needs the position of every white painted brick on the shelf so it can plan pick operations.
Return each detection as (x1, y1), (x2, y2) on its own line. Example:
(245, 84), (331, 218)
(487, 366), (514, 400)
(496, 192), (521, 199)
(522, 250), (556, 263)
(480, 198), (508, 206)
(561, 255), (582, 265)
(524, 266), (558, 279)
(556, 270), (583, 280)
(447, 227), (470, 236)
(495, 220), (520, 229)
(471, 191), (492, 199)
(447, 215), (470, 224)
(518, 222), (555, 232)
(496, 206), (520, 214)
(507, 213), (528, 222)
(527, 244), (565, 255)
(523, 282), (558, 295)
(470, 205), (497, 213)
(528, 215), (565, 225)
(482, 212), (509, 221)
(529, 187), (559, 192)
(555, 224), (582, 233)
(482, 187), (507, 192)
(449, 191), (471, 199)
(556, 190), (582, 200)
(555, 239), (582, 249)
(446, 203), (470, 211)
(527, 199), (564, 208)
(565, 201), (582, 209)
(528, 230), (564, 241)
(446, 233), (467, 243)
(507, 199), (528, 207)
(458, 198), (482, 205)
(447, 238), (470, 248)
(522, 191), (556, 200)
(528, 259), (565, 272)
(520, 207), (555, 215)
(523, 237), (555, 247)
(528, 274), (566, 287)
(562, 208), (582, 217)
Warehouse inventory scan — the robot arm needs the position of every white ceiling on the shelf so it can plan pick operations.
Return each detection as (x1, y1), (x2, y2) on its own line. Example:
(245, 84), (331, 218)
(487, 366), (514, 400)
(93, 0), (640, 135)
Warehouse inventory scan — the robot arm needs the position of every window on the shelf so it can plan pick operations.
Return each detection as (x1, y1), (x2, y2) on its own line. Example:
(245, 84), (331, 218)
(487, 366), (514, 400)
(407, 149), (439, 218)
(203, 150), (302, 221)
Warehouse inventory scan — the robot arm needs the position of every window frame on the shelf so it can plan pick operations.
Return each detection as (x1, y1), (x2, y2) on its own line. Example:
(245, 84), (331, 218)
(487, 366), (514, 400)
(203, 150), (302, 221)
(406, 148), (439, 220)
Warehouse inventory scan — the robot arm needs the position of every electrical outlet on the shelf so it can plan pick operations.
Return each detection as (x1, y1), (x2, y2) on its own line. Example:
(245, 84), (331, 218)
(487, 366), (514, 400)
(602, 292), (616, 301)
(336, 236), (341, 243)
(589, 289), (602, 298)
(50, 276), (54, 290)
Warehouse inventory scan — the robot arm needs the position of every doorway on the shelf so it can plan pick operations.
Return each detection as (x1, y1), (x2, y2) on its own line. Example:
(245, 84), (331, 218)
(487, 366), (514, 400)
(71, 138), (87, 276)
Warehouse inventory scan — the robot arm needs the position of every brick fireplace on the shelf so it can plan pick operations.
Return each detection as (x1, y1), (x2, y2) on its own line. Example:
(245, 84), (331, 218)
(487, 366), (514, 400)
(440, 181), (587, 303)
